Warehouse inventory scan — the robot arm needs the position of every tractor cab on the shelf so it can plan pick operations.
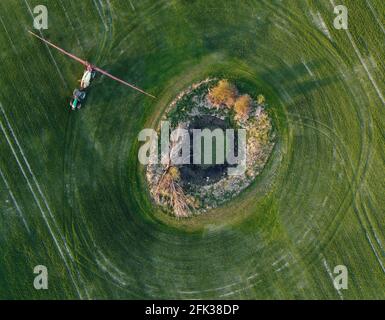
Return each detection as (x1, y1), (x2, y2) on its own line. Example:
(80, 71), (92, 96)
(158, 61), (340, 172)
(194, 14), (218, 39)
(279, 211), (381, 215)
(70, 89), (86, 110)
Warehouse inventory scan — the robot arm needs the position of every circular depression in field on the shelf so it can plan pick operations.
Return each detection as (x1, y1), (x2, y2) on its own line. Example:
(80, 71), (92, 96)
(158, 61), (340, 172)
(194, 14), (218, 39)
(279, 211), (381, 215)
(144, 78), (277, 217)
(62, 0), (372, 298)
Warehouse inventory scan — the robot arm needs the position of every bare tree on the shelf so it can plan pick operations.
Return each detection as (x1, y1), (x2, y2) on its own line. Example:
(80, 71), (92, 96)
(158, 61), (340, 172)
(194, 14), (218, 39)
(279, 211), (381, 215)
(154, 125), (191, 217)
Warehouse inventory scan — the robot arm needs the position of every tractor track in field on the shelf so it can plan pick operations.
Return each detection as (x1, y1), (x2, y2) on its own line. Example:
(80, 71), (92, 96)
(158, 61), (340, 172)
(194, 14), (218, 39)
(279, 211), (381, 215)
(289, 95), (372, 270)
(61, 1), (116, 295)
(315, 28), (385, 280)
(1, 0), (383, 299)
(365, 0), (385, 37)
(262, 0), (382, 274)
(20, 1), (93, 298)
(268, 80), (361, 266)
(356, 193), (385, 277)
(58, 0), (83, 50)
(329, 0), (385, 107)
(0, 167), (30, 233)
(0, 103), (87, 299)
(330, 0), (385, 106)
(23, 0), (68, 89)
(92, 0), (108, 31)
(296, 64), (373, 256)
(51, 0), (383, 298)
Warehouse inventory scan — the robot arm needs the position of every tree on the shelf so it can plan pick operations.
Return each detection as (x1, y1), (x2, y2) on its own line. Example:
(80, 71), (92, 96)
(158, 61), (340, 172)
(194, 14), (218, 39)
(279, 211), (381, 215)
(154, 131), (190, 217)
(234, 94), (252, 120)
(154, 166), (190, 217)
(208, 80), (237, 108)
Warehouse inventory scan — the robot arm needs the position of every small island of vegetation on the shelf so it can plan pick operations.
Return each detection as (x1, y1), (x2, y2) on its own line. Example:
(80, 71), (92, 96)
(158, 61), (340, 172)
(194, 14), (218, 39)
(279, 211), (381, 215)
(146, 79), (275, 217)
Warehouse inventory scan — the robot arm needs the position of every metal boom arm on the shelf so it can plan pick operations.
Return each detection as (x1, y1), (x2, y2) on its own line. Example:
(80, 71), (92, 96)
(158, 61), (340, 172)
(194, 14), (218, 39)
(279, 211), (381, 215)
(28, 31), (155, 98)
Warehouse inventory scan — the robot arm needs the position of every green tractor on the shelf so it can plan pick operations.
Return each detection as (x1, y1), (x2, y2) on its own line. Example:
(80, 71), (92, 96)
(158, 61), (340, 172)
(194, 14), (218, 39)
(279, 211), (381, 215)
(69, 89), (86, 110)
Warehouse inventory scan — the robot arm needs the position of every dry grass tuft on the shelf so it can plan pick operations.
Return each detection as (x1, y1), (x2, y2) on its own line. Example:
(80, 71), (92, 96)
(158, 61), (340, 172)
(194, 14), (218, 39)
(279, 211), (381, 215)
(208, 80), (237, 108)
(234, 94), (252, 120)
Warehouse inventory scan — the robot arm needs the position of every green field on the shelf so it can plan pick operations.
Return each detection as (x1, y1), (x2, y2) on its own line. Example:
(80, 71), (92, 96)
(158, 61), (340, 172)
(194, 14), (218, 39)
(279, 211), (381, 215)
(0, 0), (384, 299)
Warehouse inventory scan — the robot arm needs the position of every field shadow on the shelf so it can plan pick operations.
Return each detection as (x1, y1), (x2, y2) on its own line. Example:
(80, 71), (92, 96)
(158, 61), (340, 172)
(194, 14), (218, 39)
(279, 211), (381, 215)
(260, 60), (338, 97)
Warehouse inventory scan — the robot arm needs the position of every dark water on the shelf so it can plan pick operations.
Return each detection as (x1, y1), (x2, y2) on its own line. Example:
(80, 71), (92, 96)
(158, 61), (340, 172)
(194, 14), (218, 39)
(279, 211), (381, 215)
(179, 115), (238, 186)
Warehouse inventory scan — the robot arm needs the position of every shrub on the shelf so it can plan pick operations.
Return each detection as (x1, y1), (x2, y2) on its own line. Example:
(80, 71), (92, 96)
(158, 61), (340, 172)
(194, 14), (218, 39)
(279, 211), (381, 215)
(248, 111), (271, 143)
(234, 94), (252, 120)
(208, 80), (237, 108)
(257, 94), (265, 105)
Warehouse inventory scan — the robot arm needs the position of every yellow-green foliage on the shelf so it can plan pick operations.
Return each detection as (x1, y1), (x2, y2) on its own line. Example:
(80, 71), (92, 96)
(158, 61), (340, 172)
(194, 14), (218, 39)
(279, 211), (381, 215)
(257, 94), (265, 105)
(186, 195), (200, 209)
(168, 166), (180, 180)
(209, 80), (237, 108)
(248, 111), (272, 143)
